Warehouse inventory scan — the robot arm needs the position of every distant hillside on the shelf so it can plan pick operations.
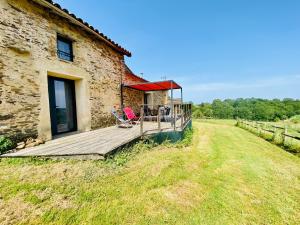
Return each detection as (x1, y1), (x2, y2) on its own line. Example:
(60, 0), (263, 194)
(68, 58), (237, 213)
(193, 98), (300, 122)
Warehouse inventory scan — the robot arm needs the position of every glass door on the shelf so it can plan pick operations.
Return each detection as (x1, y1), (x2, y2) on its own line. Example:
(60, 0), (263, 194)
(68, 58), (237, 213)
(48, 77), (77, 135)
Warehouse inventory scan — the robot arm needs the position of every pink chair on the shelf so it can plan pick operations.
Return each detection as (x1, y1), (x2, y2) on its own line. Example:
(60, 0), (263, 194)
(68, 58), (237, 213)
(123, 107), (141, 124)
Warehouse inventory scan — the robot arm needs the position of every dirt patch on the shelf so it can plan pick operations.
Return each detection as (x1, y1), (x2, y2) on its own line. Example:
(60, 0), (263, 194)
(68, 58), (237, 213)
(0, 196), (39, 225)
(0, 190), (76, 224)
(163, 181), (204, 210)
(147, 160), (173, 177)
(51, 193), (75, 210)
(186, 162), (200, 172)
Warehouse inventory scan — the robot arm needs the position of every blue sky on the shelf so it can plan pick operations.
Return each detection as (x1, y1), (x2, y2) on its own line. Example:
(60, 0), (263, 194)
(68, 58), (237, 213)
(55, 0), (300, 103)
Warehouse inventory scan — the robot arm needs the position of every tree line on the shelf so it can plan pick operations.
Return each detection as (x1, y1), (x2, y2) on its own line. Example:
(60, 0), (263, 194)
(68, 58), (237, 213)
(193, 98), (300, 121)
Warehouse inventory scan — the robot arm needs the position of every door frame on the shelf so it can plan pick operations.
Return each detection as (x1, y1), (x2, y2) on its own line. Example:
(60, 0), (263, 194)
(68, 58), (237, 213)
(48, 76), (78, 136)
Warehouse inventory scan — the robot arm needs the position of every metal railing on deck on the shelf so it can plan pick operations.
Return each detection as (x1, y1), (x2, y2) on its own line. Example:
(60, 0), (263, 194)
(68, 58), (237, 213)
(139, 103), (192, 136)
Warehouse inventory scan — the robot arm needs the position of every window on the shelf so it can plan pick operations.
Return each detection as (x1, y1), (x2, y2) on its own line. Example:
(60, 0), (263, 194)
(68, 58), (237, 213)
(57, 35), (73, 62)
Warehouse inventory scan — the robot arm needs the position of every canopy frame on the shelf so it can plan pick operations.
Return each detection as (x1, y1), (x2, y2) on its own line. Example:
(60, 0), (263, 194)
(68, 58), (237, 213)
(123, 80), (182, 92)
(122, 80), (183, 126)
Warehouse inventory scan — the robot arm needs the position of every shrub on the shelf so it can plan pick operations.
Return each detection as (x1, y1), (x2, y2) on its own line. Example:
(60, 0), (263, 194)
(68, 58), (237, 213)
(273, 131), (284, 145)
(274, 117), (281, 122)
(192, 109), (204, 119)
(0, 136), (15, 154)
(178, 128), (194, 147)
(259, 131), (273, 141)
(105, 140), (157, 167)
(289, 115), (300, 124)
(106, 128), (194, 167)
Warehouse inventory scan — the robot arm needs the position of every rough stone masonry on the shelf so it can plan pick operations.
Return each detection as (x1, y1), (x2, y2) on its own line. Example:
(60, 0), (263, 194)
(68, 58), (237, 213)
(0, 0), (129, 141)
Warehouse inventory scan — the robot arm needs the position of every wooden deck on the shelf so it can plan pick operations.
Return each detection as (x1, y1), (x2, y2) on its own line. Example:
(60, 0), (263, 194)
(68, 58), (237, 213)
(1, 121), (186, 159)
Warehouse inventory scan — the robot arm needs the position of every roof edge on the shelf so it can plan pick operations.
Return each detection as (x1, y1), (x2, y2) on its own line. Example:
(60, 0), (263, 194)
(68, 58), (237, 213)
(125, 72), (148, 83)
(35, 0), (132, 57)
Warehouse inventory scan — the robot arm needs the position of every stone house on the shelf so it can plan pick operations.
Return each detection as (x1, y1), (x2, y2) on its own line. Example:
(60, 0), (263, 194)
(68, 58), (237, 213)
(0, 0), (168, 142)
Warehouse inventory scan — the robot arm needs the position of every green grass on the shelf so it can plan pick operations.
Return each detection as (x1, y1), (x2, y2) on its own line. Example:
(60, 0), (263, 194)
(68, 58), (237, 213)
(238, 120), (300, 155)
(288, 115), (300, 124)
(0, 120), (299, 225)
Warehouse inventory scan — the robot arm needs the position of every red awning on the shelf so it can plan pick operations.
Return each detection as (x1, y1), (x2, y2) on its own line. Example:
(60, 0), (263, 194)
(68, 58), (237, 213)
(123, 80), (182, 91)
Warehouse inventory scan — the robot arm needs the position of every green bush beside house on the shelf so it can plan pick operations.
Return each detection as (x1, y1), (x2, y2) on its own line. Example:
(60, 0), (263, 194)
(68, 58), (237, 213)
(0, 136), (15, 154)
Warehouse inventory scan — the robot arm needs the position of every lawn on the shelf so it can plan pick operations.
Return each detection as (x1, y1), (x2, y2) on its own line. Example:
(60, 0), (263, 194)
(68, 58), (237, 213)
(0, 120), (299, 225)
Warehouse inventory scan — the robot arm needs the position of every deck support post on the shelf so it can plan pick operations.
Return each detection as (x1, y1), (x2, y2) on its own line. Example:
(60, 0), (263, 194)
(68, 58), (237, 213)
(158, 107), (161, 131)
(170, 81), (174, 127)
(140, 106), (144, 136)
(185, 104), (187, 124)
(181, 104), (183, 129)
(180, 88), (183, 129)
(174, 107), (177, 131)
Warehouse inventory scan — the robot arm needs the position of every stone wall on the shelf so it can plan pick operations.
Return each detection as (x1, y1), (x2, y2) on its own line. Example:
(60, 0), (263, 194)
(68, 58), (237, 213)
(0, 0), (126, 140)
(122, 72), (145, 114)
(146, 91), (168, 108)
(123, 87), (144, 114)
(152, 91), (168, 106)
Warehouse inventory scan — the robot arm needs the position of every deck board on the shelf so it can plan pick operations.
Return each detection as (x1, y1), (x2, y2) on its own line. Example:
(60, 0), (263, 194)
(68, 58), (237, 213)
(2, 120), (186, 158)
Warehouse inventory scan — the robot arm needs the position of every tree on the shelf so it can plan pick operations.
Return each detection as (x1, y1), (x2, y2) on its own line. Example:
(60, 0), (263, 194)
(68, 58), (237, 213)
(212, 99), (234, 119)
(192, 98), (300, 121)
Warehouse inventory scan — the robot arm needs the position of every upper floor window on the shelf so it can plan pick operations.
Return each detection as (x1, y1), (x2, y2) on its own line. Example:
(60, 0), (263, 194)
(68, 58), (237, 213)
(57, 35), (73, 62)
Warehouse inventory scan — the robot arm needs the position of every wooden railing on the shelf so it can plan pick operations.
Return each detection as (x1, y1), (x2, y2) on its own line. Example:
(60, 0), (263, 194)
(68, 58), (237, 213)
(140, 103), (192, 136)
(237, 119), (300, 141)
(237, 120), (300, 155)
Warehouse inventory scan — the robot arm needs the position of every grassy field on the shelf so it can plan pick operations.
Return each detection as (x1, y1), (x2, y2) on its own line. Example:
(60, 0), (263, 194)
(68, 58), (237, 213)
(0, 120), (299, 225)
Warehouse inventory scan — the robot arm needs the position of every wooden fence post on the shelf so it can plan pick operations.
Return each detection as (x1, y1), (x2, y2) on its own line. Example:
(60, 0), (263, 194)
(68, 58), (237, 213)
(273, 127), (276, 141)
(283, 125), (288, 145)
(257, 122), (261, 136)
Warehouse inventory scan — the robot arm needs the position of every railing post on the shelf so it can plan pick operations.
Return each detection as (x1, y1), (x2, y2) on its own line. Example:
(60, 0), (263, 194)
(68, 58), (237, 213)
(181, 104), (183, 129)
(140, 106), (144, 136)
(170, 81), (174, 126)
(174, 107), (177, 131)
(187, 104), (190, 120)
(157, 107), (161, 131)
(188, 105), (191, 120)
(184, 104), (187, 124)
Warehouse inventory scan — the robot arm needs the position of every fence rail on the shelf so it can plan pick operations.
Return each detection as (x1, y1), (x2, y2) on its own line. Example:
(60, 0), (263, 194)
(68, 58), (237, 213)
(237, 119), (300, 141)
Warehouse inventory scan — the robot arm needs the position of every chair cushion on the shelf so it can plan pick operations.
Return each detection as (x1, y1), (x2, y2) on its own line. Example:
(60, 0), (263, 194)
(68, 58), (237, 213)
(123, 107), (137, 120)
